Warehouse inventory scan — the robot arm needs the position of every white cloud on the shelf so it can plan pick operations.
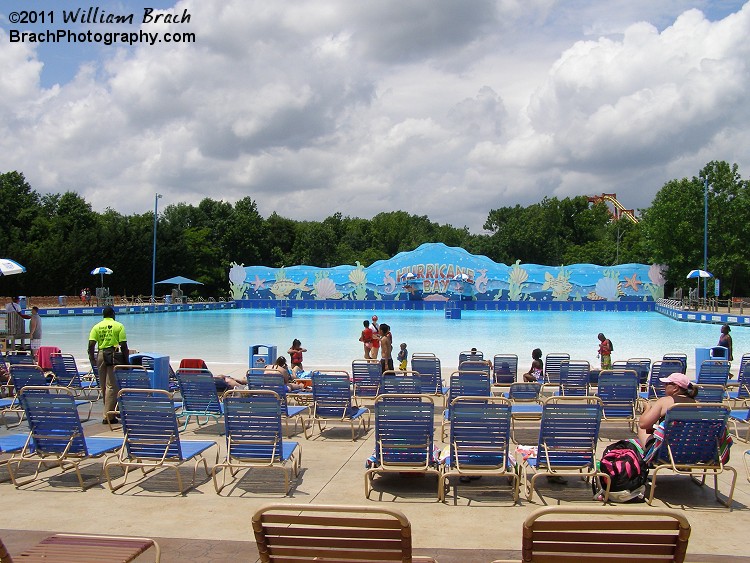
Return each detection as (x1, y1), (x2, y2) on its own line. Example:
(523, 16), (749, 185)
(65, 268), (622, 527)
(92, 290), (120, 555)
(0, 0), (748, 231)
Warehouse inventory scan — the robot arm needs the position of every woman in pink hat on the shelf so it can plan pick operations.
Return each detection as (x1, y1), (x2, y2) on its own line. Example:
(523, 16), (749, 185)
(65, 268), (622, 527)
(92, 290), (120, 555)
(637, 373), (697, 448)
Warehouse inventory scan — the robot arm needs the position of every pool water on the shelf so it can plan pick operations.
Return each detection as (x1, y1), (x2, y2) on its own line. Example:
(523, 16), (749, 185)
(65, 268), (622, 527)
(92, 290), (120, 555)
(40, 309), (739, 371)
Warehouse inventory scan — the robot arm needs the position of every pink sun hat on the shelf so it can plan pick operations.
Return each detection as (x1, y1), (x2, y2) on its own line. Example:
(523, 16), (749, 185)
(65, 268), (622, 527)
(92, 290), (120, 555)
(659, 373), (690, 389)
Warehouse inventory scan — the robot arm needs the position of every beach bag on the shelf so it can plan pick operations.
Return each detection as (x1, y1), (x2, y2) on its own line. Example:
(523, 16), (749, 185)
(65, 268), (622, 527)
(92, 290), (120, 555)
(102, 346), (126, 366)
(593, 439), (647, 501)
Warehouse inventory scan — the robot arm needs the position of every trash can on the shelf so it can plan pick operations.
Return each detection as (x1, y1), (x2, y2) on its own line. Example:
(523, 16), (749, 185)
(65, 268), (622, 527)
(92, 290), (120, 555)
(164, 294), (172, 304)
(129, 353), (171, 390)
(250, 344), (277, 369)
(18, 296), (27, 309)
(710, 346), (729, 360)
(58, 295), (67, 306)
(695, 347), (713, 372)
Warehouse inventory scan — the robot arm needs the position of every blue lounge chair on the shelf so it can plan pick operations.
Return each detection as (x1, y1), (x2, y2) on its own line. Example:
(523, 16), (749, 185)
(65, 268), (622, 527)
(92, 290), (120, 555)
(729, 405), (750, 443)
(458, 350), (484, 365)
(728, 359), (750, 404)
(558, 360), (591, 397)
(411, 353), (447, 397)
(696, 384), (727, 403)
(640, 360), (684, 401)
(596, 370), (639, 431)
(7, 364), (93, 424)
(663, 353), (688, 373)
(115, 364), (184, 419)
(458, 360), (491, 379)
(696, 360), (731, 387)
(175, 369), (224, 431)
(505, 382), (543, 443)
(49, 353), (98, 399)
(245, 371), (309, 437)
(493, 354), (518, 385)
(8, 387), (122, 489)
(522, 397), (609, 502)
(0, 433), (32, 479)
(646, 403), (737, 508)
(104, 388), (218, 495)
(543, 353), (570, 386)
(365, 394), (439, 498)
(440, 396), (518, 503)
(351, 359), (382, 402)
(625, 357), (652, 387)
(212, 389), (301, 495)
(6, 354), (34, 366)
(380, 371), (422, 395)
(441, 371), (491, 440)
(310, 372), (370, 440)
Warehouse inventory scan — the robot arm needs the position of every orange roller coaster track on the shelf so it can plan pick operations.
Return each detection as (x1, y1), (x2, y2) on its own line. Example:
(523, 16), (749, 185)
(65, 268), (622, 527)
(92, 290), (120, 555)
(587, 193), (638, 224)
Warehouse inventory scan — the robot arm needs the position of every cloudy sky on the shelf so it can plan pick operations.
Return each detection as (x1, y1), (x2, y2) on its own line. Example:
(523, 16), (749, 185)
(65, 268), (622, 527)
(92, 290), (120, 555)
(1, 1), (748, 232)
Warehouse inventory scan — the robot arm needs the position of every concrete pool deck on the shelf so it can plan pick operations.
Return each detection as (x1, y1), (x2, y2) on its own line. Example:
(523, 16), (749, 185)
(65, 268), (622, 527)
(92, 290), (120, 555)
(1, 360), (749, 562)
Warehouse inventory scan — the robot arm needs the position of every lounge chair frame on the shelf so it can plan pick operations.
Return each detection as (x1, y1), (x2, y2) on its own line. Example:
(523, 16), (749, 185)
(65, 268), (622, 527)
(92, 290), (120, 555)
(309, 372), (370, 440)
(522, 396), (610, 503)
(490, 506), (691, 563)
(212, 389), (301, 495)
(1, 533), (161, 562)
(252, 503), (438, 562)
(440, 396), (519, 503)
(103, 388), (218, 495)
(175, 369), (224, 430)
(646, 403), (737, 508)
(246, 372), (310, 438)
(7, 386), (122, 490)
(49, 352), (99, 400)
(365, 394), (440, 499)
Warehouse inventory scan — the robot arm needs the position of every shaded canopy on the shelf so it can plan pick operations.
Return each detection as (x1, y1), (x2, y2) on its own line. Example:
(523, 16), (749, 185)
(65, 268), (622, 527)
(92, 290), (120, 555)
(156, 276), (204, 289)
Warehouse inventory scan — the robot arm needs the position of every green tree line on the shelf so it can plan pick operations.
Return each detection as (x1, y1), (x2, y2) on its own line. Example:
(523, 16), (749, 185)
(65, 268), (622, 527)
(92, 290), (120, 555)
(1, 160), (747, 298)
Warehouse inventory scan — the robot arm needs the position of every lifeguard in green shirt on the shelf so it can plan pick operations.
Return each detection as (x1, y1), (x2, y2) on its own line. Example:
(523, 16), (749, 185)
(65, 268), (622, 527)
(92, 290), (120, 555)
(88, 306), (129, 424)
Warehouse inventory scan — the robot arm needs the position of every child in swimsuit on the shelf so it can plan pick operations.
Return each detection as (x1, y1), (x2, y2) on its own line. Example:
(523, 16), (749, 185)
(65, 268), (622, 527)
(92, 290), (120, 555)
(523, 348), (544, 382)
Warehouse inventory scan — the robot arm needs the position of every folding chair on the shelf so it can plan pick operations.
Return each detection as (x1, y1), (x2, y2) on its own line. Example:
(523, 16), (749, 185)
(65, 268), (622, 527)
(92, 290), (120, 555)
(597, 370), (639, 432)
(0, 534), (161, 562)
(440, 396), (519, 503)
(175, 369), (224, 430)
(104, 389), (218, 495)
(245, 371), (309, 437)
(212, 389), (301, 495)
(49, 353), (98, 399)
(521, 397), (609, 502)
(441, 371), (491, 440)
(7, 387), (122, 489)
(646, 403), (737, 508)
(252, 504), (438, 563)
(493, 354), (518, 385)
(365, 394), (439, 498)
(558, 360), (590, 397)
(310, 372), (370, 440)
(490, 506), (691, 563)
(351, 359), (383, 402)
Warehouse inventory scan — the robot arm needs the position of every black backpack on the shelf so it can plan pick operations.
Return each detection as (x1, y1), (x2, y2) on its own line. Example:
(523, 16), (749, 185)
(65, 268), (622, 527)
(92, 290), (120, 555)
(596, 439), (647, 493)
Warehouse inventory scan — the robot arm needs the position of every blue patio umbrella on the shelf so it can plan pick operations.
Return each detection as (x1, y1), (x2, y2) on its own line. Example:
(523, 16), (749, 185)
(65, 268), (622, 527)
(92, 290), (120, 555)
(0, 258), (26, 276)
(90, 266), (113, 287)
(686, 269), (713, 299)
(156, 276), (204, 292)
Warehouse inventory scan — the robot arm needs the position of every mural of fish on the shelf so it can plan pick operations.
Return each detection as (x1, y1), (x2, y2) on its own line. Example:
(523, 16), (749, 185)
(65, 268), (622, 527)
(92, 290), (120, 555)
(270, 278), (309, 299)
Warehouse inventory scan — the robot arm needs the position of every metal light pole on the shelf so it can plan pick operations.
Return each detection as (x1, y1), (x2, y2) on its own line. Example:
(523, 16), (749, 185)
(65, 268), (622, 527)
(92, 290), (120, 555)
(151, 193), (162, 303)
(703, 177), (708, 301)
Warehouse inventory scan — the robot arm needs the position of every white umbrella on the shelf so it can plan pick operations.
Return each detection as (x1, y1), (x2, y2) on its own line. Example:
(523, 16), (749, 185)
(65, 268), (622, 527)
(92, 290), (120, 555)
(686, 269), (713, 300)
(0, 258), (25, 276)
(91, 266), (113, 287)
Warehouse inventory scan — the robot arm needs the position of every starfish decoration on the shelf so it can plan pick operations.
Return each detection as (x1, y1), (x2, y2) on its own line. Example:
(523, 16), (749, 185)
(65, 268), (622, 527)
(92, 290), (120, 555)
(624, 273), (642, 292)
(252, 275), (266, 291)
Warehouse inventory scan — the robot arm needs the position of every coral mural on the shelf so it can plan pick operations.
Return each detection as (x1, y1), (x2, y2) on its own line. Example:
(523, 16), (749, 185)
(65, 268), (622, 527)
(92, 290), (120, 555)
(232, 243), (663, 302)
